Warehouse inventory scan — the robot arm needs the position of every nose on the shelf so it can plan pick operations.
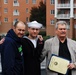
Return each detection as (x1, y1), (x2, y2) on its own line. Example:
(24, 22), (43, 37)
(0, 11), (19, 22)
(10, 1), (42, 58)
(34, 29), (37, 32)
(20, 30), (25, 34)
(20, 31), (23, 33)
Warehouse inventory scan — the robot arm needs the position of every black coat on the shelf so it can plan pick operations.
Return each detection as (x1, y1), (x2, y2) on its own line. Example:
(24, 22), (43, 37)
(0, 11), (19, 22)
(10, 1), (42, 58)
(1, 29), (23, 75)
(21, 37), (44, 75)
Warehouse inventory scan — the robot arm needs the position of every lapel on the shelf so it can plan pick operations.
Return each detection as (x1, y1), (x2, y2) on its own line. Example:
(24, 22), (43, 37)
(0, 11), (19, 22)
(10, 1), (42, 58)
(67, 38), (74, 62)
(51, 36), (59, 55)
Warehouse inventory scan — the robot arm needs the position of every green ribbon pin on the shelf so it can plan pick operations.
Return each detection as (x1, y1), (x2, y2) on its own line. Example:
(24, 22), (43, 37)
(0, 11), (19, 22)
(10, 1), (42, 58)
(18, 45), (22, 52)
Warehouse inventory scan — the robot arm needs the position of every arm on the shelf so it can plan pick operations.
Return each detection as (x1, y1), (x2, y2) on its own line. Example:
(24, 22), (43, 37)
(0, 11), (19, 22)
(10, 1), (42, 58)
(40, 40), (49, 62)
(37, 35), (43, 41)
(67, 39), (76, 70)
(0, 38), (5, 44)
(68, 63), (76, 69)
(2, 40), (16, 75)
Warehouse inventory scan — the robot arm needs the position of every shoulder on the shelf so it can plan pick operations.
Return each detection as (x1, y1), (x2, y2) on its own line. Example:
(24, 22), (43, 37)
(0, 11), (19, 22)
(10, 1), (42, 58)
(21, 37), (29, 43)
(45, 36), (56, 43)
(67, 38), (76, 45)
(67, 38), (76, 42)
(45, 37), (54, 45)
(4, 37), (16, 45)
(21, 38), (31, 46)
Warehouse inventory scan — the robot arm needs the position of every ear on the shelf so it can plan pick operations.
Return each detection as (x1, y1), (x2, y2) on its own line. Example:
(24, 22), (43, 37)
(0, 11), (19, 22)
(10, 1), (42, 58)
(27, 27), (30, 31)
(12, 26), (16, 31)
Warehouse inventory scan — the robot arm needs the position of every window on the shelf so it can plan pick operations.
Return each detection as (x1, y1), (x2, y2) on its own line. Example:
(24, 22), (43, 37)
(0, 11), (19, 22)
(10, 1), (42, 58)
(13, 18), (18, 25)
(61, 10), (65, 14)
(0, 21), (1, 25)
(4, 18), (8, 22)
(50, 0), (55, 4)
(4, 0), (8, 4)
(14, 9), (18, 13)
(4, 8), (8, 13)
(51, 10), (54, 14)
(13, 0), (19, 6)
(32, 0), (36, 4)
(14, 0), (17, 3)
(26, 8), (28, 13)
(26, 17), (29, 22)
(50, 20), (55, 25)
(67, 21), (70, 29)
(13, 9), (19, 16)
(14, 18), (18, 22)
(26, 0), (28, 3)
(61, 0), (65, 3)
(43, 0), (46, 3)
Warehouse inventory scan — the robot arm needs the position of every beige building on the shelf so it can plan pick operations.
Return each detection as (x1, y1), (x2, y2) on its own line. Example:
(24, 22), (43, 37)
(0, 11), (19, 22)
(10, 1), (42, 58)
(46, 0), (76, 38)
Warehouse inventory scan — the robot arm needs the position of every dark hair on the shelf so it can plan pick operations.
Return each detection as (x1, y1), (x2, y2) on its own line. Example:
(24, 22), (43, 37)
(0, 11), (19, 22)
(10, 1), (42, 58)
(14, 21), (26, 28)
(14, 21), (19, 27)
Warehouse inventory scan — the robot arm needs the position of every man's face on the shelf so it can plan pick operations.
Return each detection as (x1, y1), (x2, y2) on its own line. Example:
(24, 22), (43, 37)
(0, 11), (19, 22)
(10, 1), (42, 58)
(13, 22), (26, 38)
(56, 24), (67, 38)
(28, 27), (40, 39)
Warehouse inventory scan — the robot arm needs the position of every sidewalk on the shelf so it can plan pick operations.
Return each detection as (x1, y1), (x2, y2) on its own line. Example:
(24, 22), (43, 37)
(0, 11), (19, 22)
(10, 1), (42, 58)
(41, 58), (46, 75)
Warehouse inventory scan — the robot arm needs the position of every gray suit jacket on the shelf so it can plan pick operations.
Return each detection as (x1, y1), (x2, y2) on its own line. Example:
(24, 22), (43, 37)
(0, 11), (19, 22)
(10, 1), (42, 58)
(41, 36), (76, 75)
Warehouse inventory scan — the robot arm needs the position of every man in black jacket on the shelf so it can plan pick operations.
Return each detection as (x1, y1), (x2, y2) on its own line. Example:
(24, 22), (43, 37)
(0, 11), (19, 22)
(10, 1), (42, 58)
(21, 21), (44, 75)
(1, 21), (26, 75)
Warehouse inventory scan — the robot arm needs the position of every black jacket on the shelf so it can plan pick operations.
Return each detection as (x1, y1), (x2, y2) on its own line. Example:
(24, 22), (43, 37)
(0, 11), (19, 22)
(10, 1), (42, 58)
(21, 37), (44, 75)
(1, 29), (23, 75)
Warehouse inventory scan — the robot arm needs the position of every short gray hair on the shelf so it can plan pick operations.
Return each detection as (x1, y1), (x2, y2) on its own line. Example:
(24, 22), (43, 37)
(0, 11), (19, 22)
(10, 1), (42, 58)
(55, 21), (67, 29)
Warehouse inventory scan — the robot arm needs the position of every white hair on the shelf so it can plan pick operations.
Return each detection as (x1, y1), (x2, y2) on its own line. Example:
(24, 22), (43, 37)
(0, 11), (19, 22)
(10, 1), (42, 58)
(55, 21), (67, 29)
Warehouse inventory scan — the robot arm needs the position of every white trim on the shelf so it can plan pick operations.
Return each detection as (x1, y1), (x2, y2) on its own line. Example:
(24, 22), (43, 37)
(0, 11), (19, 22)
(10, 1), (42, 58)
(55, 0), (57, 18)
(70, 0), (74, 18)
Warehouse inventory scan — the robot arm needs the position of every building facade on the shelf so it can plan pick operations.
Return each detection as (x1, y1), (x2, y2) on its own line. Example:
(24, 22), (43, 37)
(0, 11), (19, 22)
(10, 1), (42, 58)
(0, 0), (76, 39)
(46, 0), (76, 38)
(0, 0), (44, 36)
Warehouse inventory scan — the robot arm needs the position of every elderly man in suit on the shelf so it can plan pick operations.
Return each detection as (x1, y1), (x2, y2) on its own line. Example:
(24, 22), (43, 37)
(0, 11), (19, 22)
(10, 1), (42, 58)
(41, 21), (76, 75)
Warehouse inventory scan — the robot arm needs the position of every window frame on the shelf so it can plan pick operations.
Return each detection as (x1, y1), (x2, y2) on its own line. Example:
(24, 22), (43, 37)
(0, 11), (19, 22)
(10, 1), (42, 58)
(4, 0), (8, 4)
(4, 17), (8, 22)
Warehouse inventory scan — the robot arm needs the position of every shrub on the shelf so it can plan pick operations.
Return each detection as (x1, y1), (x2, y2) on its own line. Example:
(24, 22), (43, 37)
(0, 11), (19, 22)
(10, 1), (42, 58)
(39, 31), (46, 36)
(72, 38), (76, 41)
(43, 36), (51, 41)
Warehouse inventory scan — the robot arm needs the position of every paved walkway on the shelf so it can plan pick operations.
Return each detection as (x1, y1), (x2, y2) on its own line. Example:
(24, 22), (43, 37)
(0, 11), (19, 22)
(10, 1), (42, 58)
(41, 58), (46, 75)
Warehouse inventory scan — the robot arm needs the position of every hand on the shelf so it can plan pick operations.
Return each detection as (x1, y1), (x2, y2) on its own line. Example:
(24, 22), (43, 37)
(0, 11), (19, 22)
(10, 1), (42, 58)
(68, 63), (75, 69)
(0, 38), (5, 44)
(37, 35), (43, 41)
